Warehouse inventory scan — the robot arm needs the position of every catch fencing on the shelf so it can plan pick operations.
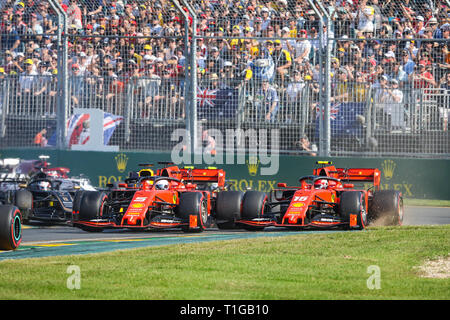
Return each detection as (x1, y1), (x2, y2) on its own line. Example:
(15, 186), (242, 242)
(0, 0), (448, 158)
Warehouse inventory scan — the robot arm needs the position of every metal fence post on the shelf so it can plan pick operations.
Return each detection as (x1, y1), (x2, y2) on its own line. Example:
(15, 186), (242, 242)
(48, 0), (68, 150)
(315, 1), (332, 157)
(307, 0), (331, 157)
(172, 0), (191, 145)
(180, 0), (199, 157)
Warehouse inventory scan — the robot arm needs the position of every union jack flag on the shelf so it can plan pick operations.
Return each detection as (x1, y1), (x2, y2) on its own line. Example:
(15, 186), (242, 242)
(47, 113), (123, 147)
(197, 88), (218, 108)
(315, 103), (340, 120)
(67, 113), (123, 147)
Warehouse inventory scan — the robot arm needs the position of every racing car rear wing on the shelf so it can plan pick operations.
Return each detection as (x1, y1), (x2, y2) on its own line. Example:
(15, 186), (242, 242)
(178, 167), (226, 188)
(43, 167), (70, 179)
(313, 162), (381, 191)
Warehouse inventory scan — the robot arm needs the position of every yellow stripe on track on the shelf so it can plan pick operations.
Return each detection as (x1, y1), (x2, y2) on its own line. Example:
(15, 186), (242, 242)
(32, 243), (76, 247)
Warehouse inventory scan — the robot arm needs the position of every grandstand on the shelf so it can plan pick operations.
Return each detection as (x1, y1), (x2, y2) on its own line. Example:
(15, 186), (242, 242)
(0, 0), (449, 157)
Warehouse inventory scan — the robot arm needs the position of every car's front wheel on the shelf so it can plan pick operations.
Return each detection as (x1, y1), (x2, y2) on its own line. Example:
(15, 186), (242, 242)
(0, 205), (22, 250)
(176, 192), (208, 233)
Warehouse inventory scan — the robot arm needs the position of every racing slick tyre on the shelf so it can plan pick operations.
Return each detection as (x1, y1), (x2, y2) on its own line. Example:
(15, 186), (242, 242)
(339, 191), (367, 230)
(13, 189), (32, 223)
(241, 191), (269, 231)
(71, 190), (87, 223)
(176, 192), (208, 233)
(369, 190), (403, 226)
(78, 191), (107, 232)
(0, 205), (22, 250)
(215, 191), (244, 230)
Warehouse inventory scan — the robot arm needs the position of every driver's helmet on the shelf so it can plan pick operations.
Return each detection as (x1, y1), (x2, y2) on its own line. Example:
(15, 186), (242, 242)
(327, 180), (337, 189)
(142, 179), (153, 190)
(155, 179), (169, 190)
(314, 179), (328, 189)
(38, 181), (51, 191)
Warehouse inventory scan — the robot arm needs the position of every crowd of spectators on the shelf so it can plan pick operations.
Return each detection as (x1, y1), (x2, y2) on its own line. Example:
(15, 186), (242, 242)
(0, 0), (449, 128)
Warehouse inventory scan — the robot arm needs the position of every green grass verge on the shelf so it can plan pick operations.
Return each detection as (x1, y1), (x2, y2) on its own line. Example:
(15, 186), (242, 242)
(0, 225), (449, 300)
(404, 199), (450, 207)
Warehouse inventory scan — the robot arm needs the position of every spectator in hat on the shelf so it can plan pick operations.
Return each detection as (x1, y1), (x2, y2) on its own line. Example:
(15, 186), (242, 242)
(1, 20), (20, 52)
(2, 51), (15, 74)
(140, 62), (163, 118)
(415, 16), (426, 35)
(355, 0), (375, 33)
(351, 71), (370, 103)
(18, 58), (38, 114)
(289, 29), (311, 66)
(284, 70), (306, 123)
(18, 59), (36, 92)
(401, 49), (416, 77)
(410, 62), (437, 89)
(372, 74), (389, 130)
(219, 60), (238, 88)
(256, 79), (279, 122)
(70, 63), (85, 107)
(67, 0), (82, 30)
(272, 39), (292, 86)
(35, 61), (56, 115)
(206, 47), (223, 75)
(331, 67), (350, 103)
(260, 7), (271, 31)
(379, 78), (406, 131)
(426, 17), (440, 38)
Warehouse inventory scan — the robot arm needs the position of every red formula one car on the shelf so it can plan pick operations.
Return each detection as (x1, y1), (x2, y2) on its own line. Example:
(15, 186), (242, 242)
(214, 161), (403, 231)
(72, 163), (226, 233)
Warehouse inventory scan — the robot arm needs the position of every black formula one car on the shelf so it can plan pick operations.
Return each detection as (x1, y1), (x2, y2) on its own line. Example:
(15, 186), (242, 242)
(6, 169), (97, 224)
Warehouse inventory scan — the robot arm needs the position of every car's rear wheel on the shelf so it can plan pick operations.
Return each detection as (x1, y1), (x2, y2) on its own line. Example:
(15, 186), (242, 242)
(0, 205), (22, 250)
(71, 190), (87, 223)
(339, 191), (367, 230)
(215, 191), (244, 229)
(14, 189), (32, 223)
(78, 191), (107, 232)
(369, 190), (403, 226)
(72, 191), (87, 214)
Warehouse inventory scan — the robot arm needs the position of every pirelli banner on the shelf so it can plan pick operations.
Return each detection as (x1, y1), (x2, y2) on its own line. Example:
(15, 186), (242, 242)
(0, 149), (449, 200)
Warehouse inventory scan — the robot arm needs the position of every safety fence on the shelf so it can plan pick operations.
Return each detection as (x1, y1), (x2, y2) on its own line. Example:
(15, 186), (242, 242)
(1, 74), (449, 156)
(0, 0), (449, 158)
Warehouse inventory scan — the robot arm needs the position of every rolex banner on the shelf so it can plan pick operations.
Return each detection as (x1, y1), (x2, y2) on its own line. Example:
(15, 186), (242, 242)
(0, 149), (449, 200)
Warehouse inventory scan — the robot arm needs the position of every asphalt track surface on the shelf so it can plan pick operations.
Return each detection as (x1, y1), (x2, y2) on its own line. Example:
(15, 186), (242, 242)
(0, 206), (448, 261)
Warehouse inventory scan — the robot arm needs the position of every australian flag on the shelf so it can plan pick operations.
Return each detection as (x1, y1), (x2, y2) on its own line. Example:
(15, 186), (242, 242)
(47, 112), (123, 147)
(315, 102), (366, 139)
(197, 87), (238, 119)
